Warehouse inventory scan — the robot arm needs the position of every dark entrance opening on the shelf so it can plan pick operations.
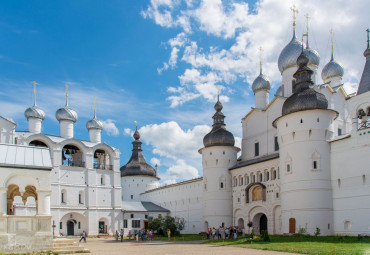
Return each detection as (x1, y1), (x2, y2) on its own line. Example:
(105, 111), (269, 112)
(260, 214), (268, 232)
(144, 221), (149, 229)
(67, 221), (75, 236)
(99, 221), (106, 233)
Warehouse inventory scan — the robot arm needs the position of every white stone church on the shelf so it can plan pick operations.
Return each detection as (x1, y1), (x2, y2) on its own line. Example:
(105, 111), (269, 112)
(0, 20), (369, 252)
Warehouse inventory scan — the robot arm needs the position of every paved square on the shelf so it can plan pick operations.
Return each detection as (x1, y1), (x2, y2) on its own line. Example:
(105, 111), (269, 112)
(76, 238), (300, 255)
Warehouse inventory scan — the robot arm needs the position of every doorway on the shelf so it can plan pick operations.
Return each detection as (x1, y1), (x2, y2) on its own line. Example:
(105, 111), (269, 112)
(67, 220), (75, 236)
(289, 218), (296, 233)
(260, 214), (268, 232)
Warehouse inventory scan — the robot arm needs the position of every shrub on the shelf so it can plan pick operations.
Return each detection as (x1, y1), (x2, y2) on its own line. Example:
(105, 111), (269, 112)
(314, 227), (321, 237)
(261, 230), (270, 242)
(250, 228), (255, 239)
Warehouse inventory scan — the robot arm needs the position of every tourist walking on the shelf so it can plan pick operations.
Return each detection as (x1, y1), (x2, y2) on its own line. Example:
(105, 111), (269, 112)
(115, 230), (119, 241)
(167, 229), (171, 240)
(79, 230), (86, 243)
(120, 229), (124, 242)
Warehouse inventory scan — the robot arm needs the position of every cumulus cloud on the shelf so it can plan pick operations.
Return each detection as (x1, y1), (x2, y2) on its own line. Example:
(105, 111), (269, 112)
(164, 159), (199, 180)
(143, 0), (369, 106)
(139, 121), (211, 159)
(102, 119), (119, 136)
(150, 157), (161, 166)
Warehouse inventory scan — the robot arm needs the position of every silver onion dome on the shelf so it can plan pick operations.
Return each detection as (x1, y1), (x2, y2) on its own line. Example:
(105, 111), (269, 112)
(278, 33), (305, 73)
(86, 117), (103, 130)
(304, 43), (320, 67)
(55, 105), (78, 123)
(252, 73), (271, 93)
(321, 55), (344, 82)
(275, 85), (283, 96)
(24, 105), (45, 120)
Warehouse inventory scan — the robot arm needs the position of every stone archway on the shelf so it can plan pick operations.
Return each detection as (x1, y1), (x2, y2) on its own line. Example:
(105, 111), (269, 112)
(252, 213), (268, 235)
(204, 221), (209, 232)
(237, 218), (244, 229)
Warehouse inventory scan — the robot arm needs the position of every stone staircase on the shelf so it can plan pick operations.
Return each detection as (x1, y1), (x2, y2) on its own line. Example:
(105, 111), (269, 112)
(53, 238), (89, 253)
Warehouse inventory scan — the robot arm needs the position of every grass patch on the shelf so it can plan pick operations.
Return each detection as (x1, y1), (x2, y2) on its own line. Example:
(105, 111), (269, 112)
(114, 234), (206, 242)
(205, 235), (370, 255)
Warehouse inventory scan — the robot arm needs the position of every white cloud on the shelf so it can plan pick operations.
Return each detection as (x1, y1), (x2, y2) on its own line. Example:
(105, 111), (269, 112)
(123, 128), (131, 136)
(165, 159), (199, 180)
(150, 157), (161, 166)
(139, 121), (210, 159)
(102, 119), (119, 136)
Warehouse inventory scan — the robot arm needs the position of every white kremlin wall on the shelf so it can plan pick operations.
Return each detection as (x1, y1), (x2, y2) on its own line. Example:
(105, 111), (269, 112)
(141, 178), (203, 234)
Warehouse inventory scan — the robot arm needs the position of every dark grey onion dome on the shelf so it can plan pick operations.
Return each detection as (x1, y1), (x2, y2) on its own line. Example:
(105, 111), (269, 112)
(275, 85), (283, 96)
(203, 96), (235, 148)
(252, 73), (271, 93)
(356, 44), (370, 95)
(86, 117), (103, 130)
(321, 53), (344, 82)
(278, 31), (305, 73)
(304, 42), (320, 67)
(56, 105), (78, 123)
(120, 128), (157, 178)
(282, 50), (328, 116)
(24, 105), (45, 120)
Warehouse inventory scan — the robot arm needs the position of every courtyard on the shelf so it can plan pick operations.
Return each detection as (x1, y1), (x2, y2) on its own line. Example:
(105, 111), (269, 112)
(76, 237), (300, 255)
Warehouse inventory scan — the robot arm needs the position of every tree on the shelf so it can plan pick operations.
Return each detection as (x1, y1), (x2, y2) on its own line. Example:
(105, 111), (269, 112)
(148, 215), (185, 236)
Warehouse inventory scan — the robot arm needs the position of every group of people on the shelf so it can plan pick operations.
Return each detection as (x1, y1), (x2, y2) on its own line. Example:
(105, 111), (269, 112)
(206, 226), (245, 240)
(115, 229), (156, 242)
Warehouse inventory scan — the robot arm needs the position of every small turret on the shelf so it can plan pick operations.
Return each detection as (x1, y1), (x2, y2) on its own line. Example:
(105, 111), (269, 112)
(252, 47), (271, 109)
(24, 81), (45, 133)
(86, 97), (103, 143)
(55, 84), (78, 138)
(321, 29), (344, 86)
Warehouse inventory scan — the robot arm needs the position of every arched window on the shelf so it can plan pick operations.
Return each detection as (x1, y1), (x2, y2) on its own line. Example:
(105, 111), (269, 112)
(252, 186), (263, 201)
(266, 171), (270, 181)
(61, 189), (67, 204)
(94, 149), (112, 170)
(79, 191), (84, 204)
(62, 144), (84, 167)
(312, 151), (321, 171)
(285, 154), (292, 174)
(29, 140), (48, 147)
(259, 173), (263, 182)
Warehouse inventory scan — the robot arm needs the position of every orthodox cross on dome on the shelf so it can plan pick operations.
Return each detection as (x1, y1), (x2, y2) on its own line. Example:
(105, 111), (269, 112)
(304, 13), (310, 45)
(366, 28), (369, 49)
(31, 81), (39, 106)
(65, 83), (69, 106)
(134, 120), (138, 130)
(93, 96), (97, 118)
(258, 46), (263, 74)
(330, 28), (334, 60)
(290, 4), (298, 33)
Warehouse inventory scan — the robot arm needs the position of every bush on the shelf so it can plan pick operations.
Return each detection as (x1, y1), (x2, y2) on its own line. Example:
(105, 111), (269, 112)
(261, 230), (270, 242)
(250, 228), (255, 239)
(148, 215), (185, 236)
(314, 227), (321, 237)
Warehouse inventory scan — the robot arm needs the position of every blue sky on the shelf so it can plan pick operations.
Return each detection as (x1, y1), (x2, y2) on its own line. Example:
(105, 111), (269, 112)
(0, 0), (368, 184)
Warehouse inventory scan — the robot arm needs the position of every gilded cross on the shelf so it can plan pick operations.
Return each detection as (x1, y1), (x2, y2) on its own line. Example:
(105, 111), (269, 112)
(290, 5), (298, 29)
(31, 81), (39, 106)
(93, 97), (97, 118)
(65, 83), (69, 106)
(330, 29), (334, 57)
(258, 46), (263, 73)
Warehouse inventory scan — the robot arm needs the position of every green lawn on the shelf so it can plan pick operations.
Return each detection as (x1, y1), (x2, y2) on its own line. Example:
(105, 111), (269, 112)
(205, 235), (370, 255)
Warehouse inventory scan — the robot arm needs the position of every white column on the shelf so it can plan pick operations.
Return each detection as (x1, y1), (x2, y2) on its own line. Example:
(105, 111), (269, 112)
(37, 190), (51, 215)
(0, 188), (7, 215)
(60, 120), (74, 138)
(29, 118), (42, 133)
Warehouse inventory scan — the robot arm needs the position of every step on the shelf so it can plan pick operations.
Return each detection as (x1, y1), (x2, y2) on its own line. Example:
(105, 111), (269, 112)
(53, 238), (89, 253)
